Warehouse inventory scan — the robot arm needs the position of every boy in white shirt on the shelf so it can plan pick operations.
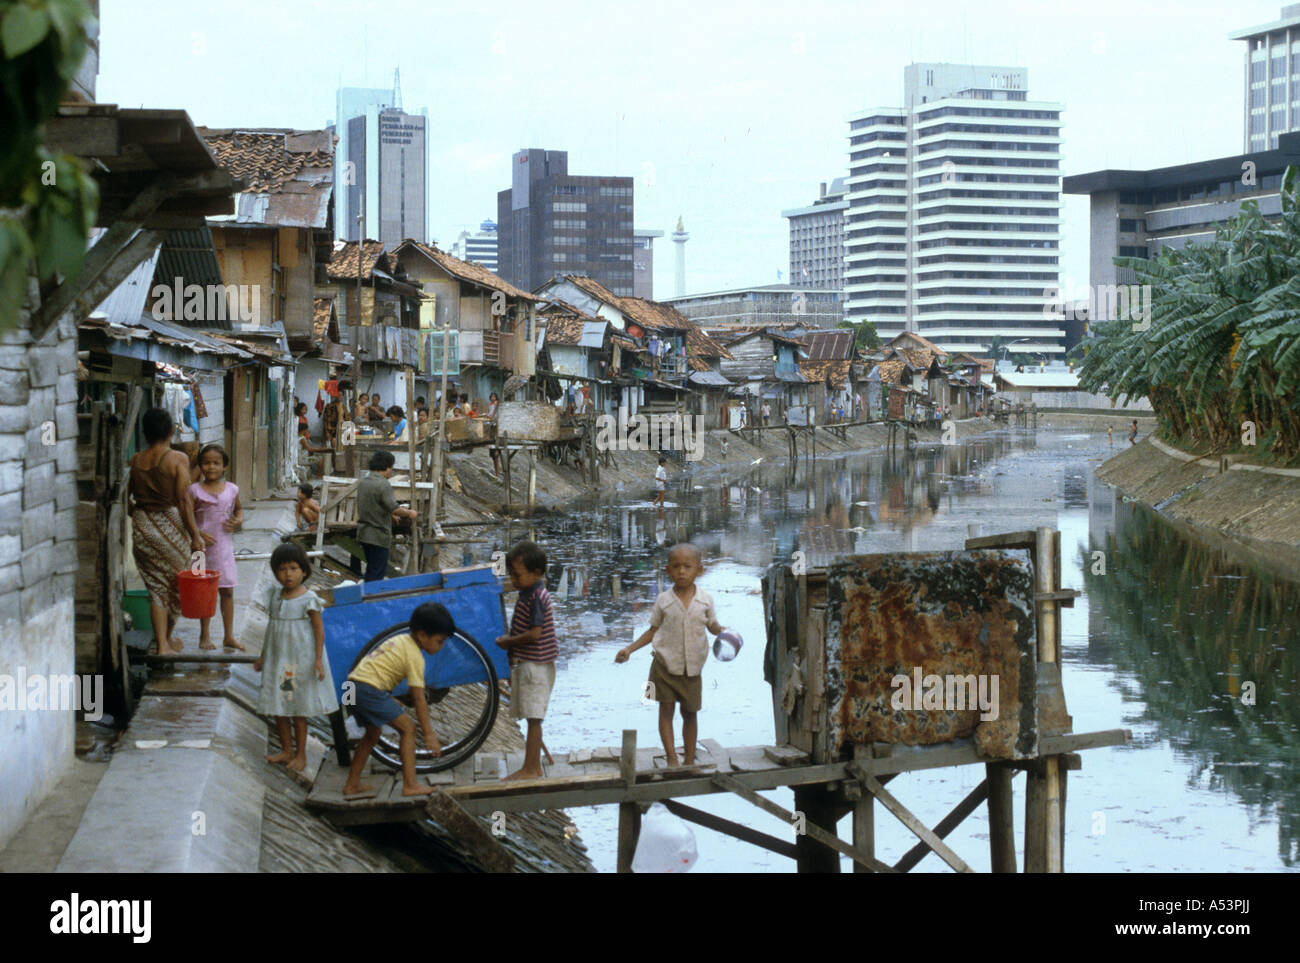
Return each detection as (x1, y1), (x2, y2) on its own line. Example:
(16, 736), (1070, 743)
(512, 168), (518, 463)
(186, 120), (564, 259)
(653, 456), (668, 507)
(615, 543), (727, 767)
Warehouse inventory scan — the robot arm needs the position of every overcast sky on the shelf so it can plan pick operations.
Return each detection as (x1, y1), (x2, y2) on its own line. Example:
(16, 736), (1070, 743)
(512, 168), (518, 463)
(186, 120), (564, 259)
(101, 0), (1269, 300)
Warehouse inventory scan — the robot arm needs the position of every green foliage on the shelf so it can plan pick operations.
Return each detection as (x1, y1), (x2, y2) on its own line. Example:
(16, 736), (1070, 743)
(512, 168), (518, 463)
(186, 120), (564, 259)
(1078, 170), (1300, 461)
(838, 318), (880, 352)
(0, 0), (98, 327)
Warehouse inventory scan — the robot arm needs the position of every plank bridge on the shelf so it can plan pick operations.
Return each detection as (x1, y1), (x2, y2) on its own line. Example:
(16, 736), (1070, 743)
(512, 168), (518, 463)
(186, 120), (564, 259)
(304, 726), (1127, 873)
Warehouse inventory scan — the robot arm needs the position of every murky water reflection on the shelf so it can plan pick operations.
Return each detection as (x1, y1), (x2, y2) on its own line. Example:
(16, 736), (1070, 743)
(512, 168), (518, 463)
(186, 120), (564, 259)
(479, 430), (1298, 872)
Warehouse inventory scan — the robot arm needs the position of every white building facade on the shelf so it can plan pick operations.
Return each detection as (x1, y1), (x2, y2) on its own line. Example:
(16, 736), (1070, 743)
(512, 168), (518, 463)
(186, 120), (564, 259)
(845, 64), (1064, 357)
(1232, 4), (1300, 152)
(781, 177), (847, 290)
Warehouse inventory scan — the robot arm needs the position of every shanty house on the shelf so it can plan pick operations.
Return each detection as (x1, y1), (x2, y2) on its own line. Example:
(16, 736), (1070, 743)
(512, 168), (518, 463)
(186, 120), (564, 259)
(323, 240), (423, 417)
(199, 126), (337, 489)
(393, 241), (539, 408)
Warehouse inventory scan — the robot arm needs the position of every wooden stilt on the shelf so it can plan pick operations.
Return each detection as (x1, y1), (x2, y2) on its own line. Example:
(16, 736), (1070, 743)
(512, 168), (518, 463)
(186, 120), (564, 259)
(617, 802), (641, 873)
(1035, 526), (1063, 873)
(792, 785), (843, 873)
(987, 762), (1017, 873)
(617, 728), (640, 873)
(1024, 760), (1046, 873)
(527, 449), (536, 513)
(1058, 763), (1068, 872)
(852, 746), (874, 874)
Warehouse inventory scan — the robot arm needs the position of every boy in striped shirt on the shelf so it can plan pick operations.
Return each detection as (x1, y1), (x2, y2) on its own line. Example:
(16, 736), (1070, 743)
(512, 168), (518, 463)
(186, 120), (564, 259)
(495, 540), (558, 780)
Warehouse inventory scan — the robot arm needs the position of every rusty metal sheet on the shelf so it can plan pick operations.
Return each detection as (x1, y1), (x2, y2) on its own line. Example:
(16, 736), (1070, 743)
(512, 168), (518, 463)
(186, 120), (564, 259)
(497, 401), (562, 441)
(824, 550), (1037, 760)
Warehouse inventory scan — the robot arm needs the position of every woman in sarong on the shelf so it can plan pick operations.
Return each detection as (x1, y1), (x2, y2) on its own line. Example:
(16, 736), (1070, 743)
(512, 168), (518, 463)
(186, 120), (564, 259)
(129, 408), (205, 654)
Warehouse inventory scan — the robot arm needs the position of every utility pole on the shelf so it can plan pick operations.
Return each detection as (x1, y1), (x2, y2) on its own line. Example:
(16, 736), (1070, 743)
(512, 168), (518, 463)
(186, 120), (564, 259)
(431, 320), (451, 541)
(347, 199), (364, 477)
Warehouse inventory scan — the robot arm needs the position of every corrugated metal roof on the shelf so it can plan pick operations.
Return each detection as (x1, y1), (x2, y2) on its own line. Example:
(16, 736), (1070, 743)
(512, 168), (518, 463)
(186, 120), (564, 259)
(801, 330), (855, 360)
(995, 371), (1080, 388)
(579, 321), (607, 348)
(91, 231), (161, 325)
(153, 226), (231, 330)
(688, 370), (732, 387)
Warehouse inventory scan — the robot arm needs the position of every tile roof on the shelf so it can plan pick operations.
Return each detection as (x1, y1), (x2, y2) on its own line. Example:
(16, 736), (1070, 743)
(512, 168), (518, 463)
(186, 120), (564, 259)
(326, 240), (395, 282)
(199, 127), (334, 228)
(894, 347), (942, 371)
(873, 359), (908, 384)
(799, 359), (853, 386)
(398, 240), (539, 301)
(542, 313), (586, 346)
(312, 295), (335, 342)
(561, 275), (626, 306)
(548, 278), (733, 361)
(885, 330), (947, 357)
(800, 330), (855, 361)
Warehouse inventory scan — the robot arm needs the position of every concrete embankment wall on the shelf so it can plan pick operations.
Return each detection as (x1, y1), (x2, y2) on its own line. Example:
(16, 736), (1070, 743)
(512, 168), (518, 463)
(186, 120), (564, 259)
(1096, 436), (1300, 552)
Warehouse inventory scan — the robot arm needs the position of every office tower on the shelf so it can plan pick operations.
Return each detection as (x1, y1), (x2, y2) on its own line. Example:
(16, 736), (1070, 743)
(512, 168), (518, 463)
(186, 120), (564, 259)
(782, 177), (847, 290)
(496, 149), (634, 294)
(1232, 4), (1300, 151)
(1066, 134), (1299, 302)
(334, 86), (392, 241)
(452, 220), (499, 271)
(633, 228), (663, 298)
(334, 76), (428, 245)
(845, 64), (1063, 356)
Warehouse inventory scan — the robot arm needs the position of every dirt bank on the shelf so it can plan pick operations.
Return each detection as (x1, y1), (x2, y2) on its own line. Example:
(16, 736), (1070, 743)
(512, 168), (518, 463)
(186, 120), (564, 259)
(1096, 436), (1300, 554)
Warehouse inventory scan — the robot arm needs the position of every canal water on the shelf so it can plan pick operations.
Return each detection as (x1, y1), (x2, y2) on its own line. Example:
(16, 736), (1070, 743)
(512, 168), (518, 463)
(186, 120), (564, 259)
(482, 428), (1299, 872)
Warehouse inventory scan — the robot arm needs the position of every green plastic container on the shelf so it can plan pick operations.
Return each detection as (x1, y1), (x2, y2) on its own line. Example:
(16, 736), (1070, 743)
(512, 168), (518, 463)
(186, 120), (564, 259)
(122, 589), (152, 632)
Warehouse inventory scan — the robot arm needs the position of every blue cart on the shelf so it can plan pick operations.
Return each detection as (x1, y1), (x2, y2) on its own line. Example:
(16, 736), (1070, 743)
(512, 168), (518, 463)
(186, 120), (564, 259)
(322, 565), (510, 772)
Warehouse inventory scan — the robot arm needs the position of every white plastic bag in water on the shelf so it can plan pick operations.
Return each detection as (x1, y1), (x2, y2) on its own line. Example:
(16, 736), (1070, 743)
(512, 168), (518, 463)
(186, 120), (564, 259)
(631, 802), (698, 873)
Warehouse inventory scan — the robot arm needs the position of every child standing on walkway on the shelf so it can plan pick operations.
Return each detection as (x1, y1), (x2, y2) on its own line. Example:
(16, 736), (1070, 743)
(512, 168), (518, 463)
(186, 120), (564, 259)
(341, 601), (453, 798)
(616, 543), (728, 768)
(495, 540), (558, 781)
(190, 444), (244, 651)
(254, 543), (339, 772)
(654, 456), (668, 507)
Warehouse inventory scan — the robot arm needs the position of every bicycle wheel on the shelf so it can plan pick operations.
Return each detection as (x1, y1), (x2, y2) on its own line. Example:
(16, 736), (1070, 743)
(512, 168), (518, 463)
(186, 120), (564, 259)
(346, 621), (499, 773)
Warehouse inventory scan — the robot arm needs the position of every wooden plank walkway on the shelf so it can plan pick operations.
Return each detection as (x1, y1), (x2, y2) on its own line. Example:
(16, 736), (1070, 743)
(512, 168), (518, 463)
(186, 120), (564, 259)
(303, 729), (1128, 825)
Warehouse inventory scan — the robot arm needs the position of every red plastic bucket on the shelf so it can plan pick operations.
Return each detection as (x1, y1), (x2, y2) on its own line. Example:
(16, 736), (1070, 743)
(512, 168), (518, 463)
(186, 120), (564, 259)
(177, 569), (221, 619)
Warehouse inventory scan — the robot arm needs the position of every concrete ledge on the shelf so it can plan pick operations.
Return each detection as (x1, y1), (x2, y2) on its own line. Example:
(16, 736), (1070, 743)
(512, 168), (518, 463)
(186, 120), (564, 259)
(57, 695), (266, 873)
(1148, 434), (1300, 477)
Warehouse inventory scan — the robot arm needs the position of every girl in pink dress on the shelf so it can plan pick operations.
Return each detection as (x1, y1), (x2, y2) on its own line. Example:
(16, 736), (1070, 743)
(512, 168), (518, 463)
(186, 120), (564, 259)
(190, 444), (245, 651)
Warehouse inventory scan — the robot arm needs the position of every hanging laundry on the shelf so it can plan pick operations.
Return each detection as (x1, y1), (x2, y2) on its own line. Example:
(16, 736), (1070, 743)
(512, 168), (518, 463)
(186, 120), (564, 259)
(323, 380), (339, 397)
(162, 382), (188, 431)
(183, 391), (200, 434)
(315, 389), (325, 415)
(190, 382), (208, 420)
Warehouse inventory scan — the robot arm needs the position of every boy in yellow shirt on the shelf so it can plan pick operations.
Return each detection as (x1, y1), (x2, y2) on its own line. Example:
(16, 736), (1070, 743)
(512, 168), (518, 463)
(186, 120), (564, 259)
(341, 601), (455, 798)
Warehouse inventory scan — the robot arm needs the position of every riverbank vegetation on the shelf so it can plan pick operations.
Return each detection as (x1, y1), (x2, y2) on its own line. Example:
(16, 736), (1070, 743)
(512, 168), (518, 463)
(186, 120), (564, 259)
(1078, 168), (1300, 464)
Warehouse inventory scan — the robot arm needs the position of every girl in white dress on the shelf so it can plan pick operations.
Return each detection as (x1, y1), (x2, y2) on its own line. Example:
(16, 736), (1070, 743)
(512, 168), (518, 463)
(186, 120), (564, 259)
(254, 543), (339, 771)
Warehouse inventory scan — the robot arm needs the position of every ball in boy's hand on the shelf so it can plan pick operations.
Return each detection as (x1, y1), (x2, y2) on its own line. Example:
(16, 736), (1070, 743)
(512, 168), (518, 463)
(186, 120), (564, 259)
(713, 629), (743, 662)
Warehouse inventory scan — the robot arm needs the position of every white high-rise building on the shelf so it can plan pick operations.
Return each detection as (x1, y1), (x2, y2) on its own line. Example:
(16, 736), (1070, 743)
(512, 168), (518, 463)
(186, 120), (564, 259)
(1232, 4), (1300, 152)
(451, 220), (499, 271)
(845, 64), (1064, 356)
